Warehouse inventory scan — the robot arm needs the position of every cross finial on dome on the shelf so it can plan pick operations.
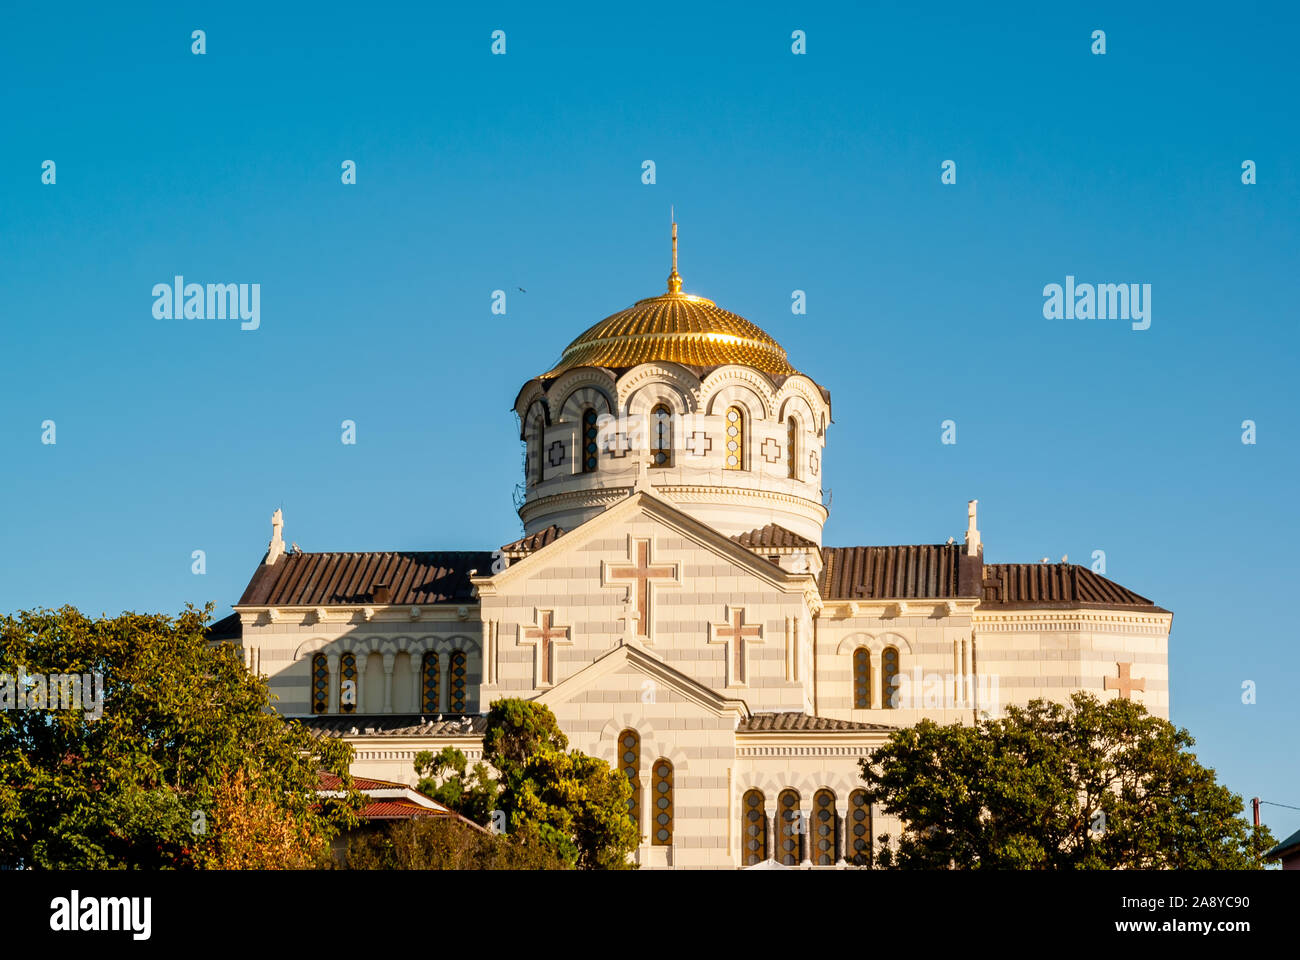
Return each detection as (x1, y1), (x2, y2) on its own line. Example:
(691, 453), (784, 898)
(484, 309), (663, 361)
(667, 208), (682, 294)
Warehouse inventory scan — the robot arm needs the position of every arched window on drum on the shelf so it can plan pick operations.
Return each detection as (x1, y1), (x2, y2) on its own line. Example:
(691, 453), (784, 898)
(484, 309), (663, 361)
(650, 404), (673, 468)
(581, 407), (599, 473)
(787, 415), (799, 479)
(724, 406), (745, 470)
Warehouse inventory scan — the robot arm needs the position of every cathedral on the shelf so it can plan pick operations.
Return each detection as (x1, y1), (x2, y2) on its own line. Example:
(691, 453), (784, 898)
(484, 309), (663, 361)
(211, 228), (1172, 868)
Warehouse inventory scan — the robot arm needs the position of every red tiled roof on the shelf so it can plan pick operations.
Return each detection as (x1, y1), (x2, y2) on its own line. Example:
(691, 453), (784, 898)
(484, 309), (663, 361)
(357, 799), (454, 820)
(979, 563), (1167, 612)
(819, 544), (975, 600)
(318, 772), (407, 791)
(731, 524), (817, 550)
(500, 525), (565, 556)
(738, 712), (895, 732)
(238, 551), (493, 607)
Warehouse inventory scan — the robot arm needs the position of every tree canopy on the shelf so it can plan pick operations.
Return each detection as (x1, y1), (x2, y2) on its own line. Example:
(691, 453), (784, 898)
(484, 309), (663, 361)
(414, 698), (637, 869)
(0, 605), (361, 869)
(860, 693), (1275, 869)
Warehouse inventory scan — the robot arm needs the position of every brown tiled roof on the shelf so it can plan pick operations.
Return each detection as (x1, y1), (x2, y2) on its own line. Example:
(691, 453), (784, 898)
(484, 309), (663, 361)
(299, 714), (488, 737)
(819, 544), (977, 600)
(205, 612), (242, 641)
(237, 551), (493, 607)
(731, 524), (817, 550)
(318, 772), (409, 791)
(737, 712), (895, 733)
(356, 799), (457, 820)
(500, 525), (565, 556)
(980, 563), (1168, 612)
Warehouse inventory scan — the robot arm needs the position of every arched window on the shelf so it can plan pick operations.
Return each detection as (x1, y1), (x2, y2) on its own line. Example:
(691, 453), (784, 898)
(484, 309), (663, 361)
(882, 646), (900, 709)
(778, 789), (802, 865)
(848, 790), (872, 865)
(448, 651), (467, 712)
(650, 404), (672, 468)
(532, 420), (545, 486)
(652, 759), (673, 845)
(724, 406), (745, 470)
(741, 789), (767, 866)
(812, 789), (837, 865)
(618, 729), (641, 836)
(581, 408), (599, 473)
(787, 416), (799, 479)
(339, 653), (357, 714)
(421, 652), (440, 714)
(311, 654), (329, 715)
(853, 648), (871, 709)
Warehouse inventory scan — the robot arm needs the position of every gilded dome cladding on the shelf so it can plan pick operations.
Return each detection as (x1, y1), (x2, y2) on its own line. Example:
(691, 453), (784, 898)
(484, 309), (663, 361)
(541, 292), (797, 379)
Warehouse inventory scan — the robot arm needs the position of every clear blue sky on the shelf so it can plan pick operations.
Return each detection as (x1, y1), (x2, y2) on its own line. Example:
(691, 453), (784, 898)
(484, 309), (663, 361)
(2, 3), (1297, 844)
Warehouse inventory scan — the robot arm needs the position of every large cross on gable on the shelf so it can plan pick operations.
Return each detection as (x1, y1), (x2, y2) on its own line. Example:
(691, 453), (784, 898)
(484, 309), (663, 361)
(708, 606), (763, 686)
(602, 537), (680, 644)
(518, 609), (572, 687)
(1104, 661), (1146, 700)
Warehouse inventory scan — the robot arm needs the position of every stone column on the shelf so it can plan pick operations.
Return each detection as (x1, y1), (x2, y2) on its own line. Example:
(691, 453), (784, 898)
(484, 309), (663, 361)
(326, 653), (340, 714)
(382, 652), (395, 714)
(410, 651), (423, 714)
(355, 653), (368, 714)
(870, 650), (882, 709)
(799, 790), (814, 866)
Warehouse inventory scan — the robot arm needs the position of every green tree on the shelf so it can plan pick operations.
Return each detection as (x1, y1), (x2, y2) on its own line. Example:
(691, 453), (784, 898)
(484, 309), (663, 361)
(860, 693), (1274, 869)
(340, 817), (567, 870)
(411, 699), (637, 869)
(414, 746), (498, 825)
(0, 605), (362, 869)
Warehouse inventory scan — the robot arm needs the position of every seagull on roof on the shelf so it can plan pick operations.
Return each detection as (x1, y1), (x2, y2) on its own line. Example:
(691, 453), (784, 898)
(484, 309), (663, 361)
(946, 537), (955, 545)
(291, 542), (302, 554)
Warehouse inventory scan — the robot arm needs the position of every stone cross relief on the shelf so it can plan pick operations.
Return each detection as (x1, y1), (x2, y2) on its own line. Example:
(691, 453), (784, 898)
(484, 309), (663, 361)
(1104, 662), (1146, 700)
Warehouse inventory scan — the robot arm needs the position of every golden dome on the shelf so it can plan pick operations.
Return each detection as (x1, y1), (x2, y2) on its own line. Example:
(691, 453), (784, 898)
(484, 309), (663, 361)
(540, 219), (797, 379)
(540, 292), (796, 378)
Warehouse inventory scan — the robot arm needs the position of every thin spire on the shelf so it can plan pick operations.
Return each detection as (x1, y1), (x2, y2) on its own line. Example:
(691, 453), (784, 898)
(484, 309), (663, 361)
(667, 208), (682, 294)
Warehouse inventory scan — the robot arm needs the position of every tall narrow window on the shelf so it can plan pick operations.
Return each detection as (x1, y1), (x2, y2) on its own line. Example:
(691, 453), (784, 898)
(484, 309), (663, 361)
(582, 408), (599, 473)
(787, 416), (799, 479)
(778, 789), (802, 865)
(448, 651), (467, 712)
(848, 790), (872, 865)
(339, 653), (357, 714)
(618, 729), (641, 836)
(742, 789), (767, 866)
(882, 646), (900, 709)
(650, 404), (672, 468)
(421, 652), (440, 713)
(532, 421), (545, 486)
(311, 654), (329, 715)
(724, 406), (744, 470)
(652, 759), (673, 845)
(813, 789), (837, 865)
(853, 648), (871, 709)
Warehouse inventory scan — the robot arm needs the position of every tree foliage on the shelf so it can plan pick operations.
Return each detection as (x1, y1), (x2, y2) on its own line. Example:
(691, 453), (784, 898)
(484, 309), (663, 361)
(860, 693), (1275, 869)
(340, 818), (567, 870)
(414, 698), (637, 869)
(0, 605), (361, 869)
